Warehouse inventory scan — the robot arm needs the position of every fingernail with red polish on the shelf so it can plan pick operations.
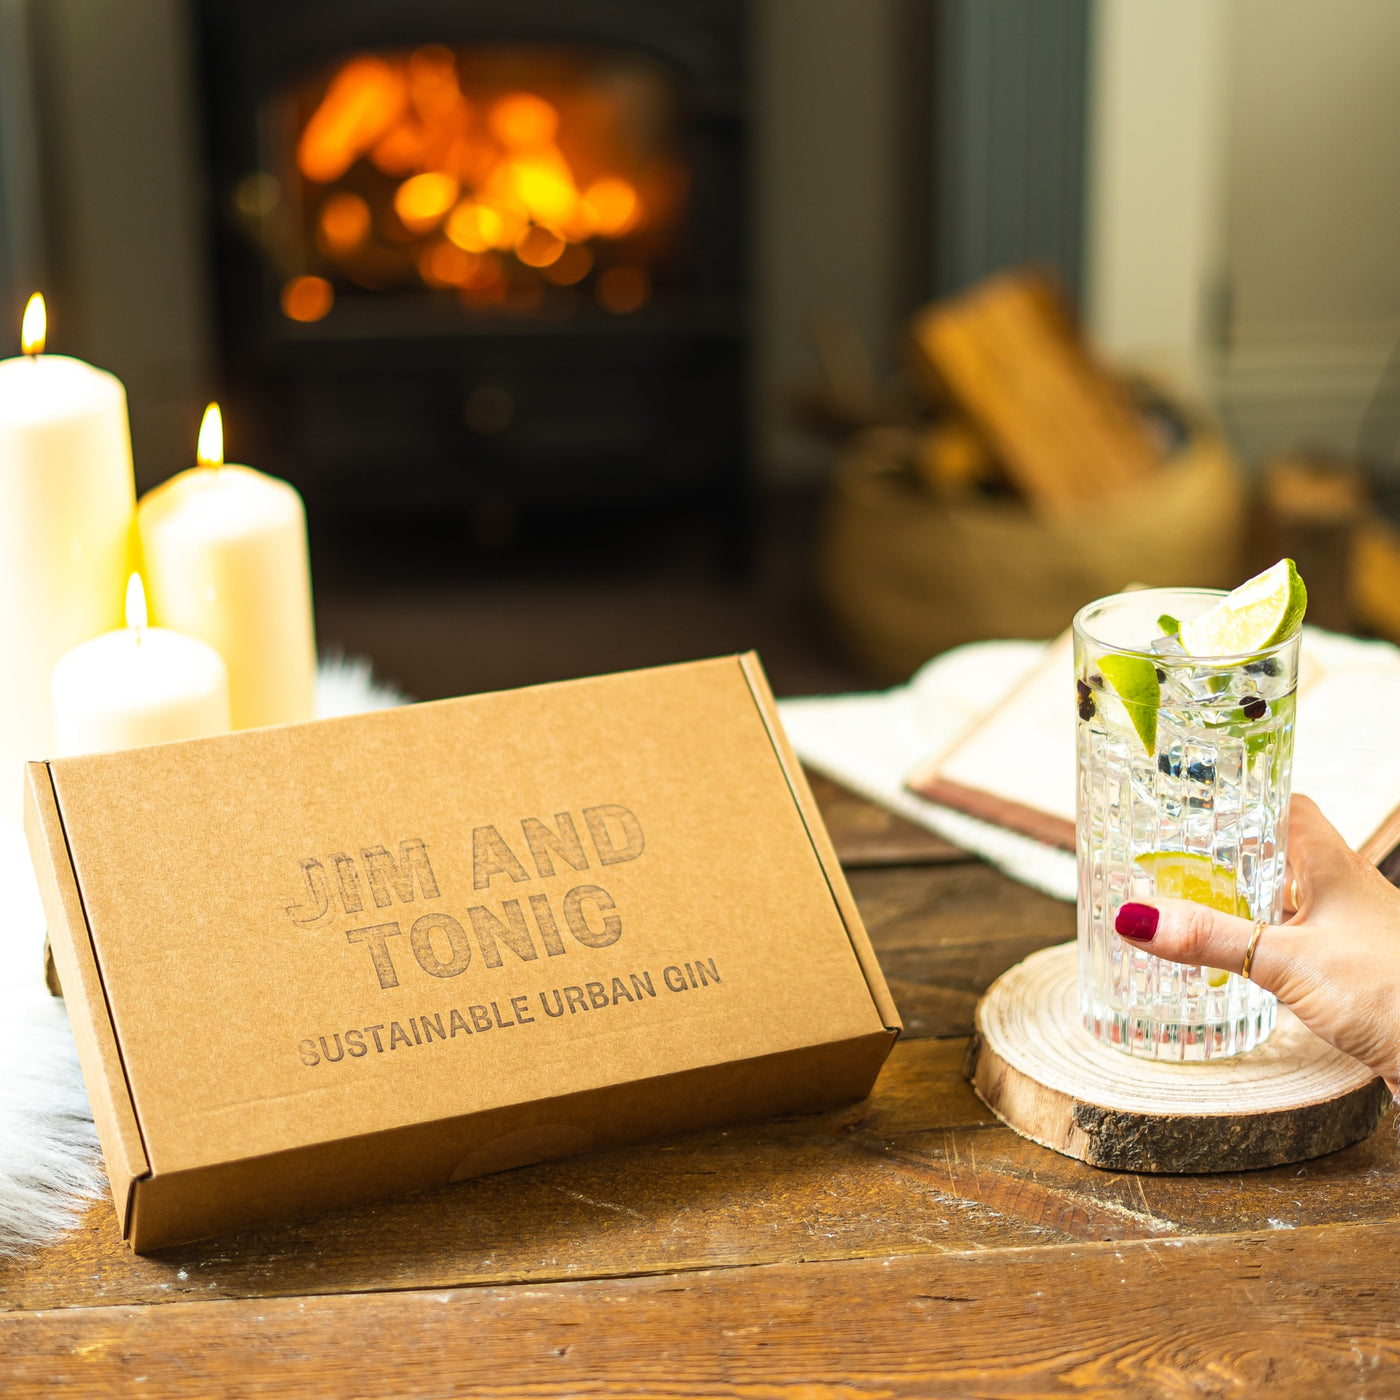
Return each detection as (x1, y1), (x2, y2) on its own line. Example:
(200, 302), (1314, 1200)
(1115, 902), (1159, 941)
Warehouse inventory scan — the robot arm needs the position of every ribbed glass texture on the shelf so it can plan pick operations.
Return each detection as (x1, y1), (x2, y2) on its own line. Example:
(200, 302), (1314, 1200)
(1074, 588), (1300, 1060)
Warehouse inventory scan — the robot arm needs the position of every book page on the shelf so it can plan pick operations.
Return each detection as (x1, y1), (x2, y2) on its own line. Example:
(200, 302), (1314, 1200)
(909, 626), (1400, 860)
(908, 632), (1076, 844)
(1294, 666), (1400, 854)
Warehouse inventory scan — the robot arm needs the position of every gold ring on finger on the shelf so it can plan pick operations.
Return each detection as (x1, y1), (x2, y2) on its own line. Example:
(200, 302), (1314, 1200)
(1242, 919), (1267, 982)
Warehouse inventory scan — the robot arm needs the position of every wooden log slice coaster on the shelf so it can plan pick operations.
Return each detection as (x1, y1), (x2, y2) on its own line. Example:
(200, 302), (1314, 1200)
(968, 942), (1390, 1172)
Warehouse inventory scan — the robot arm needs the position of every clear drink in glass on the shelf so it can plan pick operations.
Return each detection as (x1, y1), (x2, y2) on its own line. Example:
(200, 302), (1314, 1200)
(1074, 587), (1301, 1059)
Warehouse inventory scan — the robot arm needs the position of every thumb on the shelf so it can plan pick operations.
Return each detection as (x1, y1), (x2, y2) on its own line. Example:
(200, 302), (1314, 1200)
(1114, 899), (1290, 994)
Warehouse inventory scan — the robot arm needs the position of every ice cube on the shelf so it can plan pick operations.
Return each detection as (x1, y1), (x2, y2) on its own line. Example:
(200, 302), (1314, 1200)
(1161, 665), (1224, 707)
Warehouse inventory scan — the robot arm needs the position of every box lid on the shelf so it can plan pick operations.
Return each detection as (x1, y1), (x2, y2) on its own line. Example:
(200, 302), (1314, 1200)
(27, 654), (898, 1237)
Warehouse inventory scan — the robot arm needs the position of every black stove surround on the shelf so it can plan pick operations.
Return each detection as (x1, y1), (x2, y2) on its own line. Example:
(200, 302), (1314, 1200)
(194, 0), (747, 552)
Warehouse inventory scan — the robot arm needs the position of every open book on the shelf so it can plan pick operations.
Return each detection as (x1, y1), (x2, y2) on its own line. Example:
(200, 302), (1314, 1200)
(907, 627), (1400, 872)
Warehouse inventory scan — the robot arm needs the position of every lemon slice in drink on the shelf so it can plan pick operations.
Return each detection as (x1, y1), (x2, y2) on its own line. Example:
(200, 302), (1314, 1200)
(1133, 852), (1253, 987)
(1098, 653), (1159, 754)
(1179, 558), (1307, 657)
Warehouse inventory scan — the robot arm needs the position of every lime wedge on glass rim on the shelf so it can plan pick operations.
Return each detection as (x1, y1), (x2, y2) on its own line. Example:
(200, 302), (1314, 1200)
(1179, 558), (1307, 656)
(1132, 852), (1252, 987)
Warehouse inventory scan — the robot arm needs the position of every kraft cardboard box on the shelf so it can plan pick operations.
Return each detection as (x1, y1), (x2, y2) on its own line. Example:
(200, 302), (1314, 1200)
(26, 653), (899, 1251)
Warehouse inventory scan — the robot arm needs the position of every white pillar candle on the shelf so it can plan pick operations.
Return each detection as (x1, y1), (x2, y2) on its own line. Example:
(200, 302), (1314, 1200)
(0, 294), (136, 812)
(52, 575), (231, 755)
(137, 404), (316, 731)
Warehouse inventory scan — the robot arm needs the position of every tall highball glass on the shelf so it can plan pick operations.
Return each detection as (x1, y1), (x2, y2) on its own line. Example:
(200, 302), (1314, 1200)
(1074, 588), (1301, 1059)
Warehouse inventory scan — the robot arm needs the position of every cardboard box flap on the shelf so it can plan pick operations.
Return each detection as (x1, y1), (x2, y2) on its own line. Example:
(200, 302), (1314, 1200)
(24, 762), (149, 1234)
(737, 653), (901, 1033)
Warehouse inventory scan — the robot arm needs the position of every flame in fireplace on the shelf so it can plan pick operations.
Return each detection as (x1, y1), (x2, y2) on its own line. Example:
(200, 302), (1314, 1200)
(317, 192), (371, 254)
(282, 275), (335, 322)
(281, 45), (682, 315)
(393, 171), (459, 231)
(297, 58), (408, 184)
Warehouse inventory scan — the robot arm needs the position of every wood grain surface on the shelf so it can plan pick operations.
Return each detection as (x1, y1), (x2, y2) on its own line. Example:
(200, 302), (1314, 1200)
(850, 860), (1074, 1038)
(3, 776), (1395, 1398)
(4, 1224), (1398, 1399)
(806, 771), (965, 867)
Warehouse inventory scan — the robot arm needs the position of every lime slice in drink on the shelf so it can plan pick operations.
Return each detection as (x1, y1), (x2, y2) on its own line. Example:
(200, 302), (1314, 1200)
(1179, 559), (1307, 657)
(1133, 852), (1253, 987)
(1157, 614), (1180, 636)
(1098, 654), (1159, 754)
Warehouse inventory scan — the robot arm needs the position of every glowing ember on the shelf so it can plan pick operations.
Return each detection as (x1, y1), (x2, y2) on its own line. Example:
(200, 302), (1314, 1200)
(582, 178), (639, 237)
(515, 226), (565, 269)
(281, 275), (335, 322)
(279, 45), (684, 317)
(543, 243), (593, 287)
(408, 47), (463, 120)
(494, 153), (576, 231)
(318, 192), (371, 254)
(393, 171), (459, 232)
(419, 241), (479, 288)
(490, 93), (559, 149)
(370, 124), (428, 176)
(445, 200), (503, 253)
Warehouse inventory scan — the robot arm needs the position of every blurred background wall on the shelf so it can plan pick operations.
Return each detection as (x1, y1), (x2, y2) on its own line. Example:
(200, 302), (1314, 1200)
(1, 0), (1397, 490)
(1218, 0), (1400, 463)
(1087, 0), (1400, 467)
(0, 0), (212, 488)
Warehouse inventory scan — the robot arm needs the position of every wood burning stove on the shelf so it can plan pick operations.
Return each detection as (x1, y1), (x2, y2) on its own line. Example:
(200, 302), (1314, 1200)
(194, 1), (746, 547)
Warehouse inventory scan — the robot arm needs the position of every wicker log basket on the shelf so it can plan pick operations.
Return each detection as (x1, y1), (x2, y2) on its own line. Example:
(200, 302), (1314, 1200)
(819, 420), (1245, 683)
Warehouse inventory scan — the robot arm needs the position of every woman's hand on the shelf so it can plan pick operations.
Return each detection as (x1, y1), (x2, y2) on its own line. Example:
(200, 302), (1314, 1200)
(1114, 794), (1400, 1090)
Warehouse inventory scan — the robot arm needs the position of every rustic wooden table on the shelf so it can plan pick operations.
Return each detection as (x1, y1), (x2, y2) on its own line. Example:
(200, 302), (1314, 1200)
(3, 775), (1397, 1397)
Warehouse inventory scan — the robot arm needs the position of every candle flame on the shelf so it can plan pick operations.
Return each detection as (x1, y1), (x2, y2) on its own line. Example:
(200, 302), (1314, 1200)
(125, 573), (148, 631)
(197, 402), (224, 467)
(21, 293), (45, 355)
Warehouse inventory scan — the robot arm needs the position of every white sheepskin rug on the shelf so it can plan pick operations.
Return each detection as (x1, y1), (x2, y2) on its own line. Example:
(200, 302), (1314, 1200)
(0, 655), (404, 1255)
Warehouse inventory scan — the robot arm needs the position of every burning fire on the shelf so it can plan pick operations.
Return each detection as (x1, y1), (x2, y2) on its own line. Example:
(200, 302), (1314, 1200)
(280, 45), (683, 317)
